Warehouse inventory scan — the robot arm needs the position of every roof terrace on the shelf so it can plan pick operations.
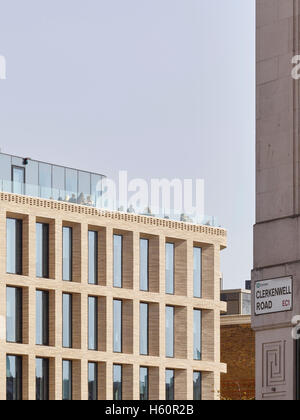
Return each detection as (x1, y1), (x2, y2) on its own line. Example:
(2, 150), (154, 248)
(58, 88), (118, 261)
(0, 152), (219, 227)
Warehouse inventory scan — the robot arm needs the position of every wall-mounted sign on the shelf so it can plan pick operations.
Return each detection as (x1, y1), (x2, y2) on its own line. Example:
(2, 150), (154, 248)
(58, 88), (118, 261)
(255, 277), (292, 315)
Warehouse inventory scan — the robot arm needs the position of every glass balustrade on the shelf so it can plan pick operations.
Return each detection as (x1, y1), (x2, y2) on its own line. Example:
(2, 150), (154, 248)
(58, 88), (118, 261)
(0, 178), (219, 227)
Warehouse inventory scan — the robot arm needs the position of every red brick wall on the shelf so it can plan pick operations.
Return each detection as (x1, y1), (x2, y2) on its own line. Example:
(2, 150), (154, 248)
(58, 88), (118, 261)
(221, 323), (255, 400)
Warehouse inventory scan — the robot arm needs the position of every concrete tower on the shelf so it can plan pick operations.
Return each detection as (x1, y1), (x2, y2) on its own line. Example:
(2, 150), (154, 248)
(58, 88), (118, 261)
(253, 0), (300, 400)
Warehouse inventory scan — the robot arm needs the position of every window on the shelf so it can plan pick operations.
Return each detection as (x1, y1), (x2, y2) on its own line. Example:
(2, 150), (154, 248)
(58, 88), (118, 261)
(193, 310), (202, 360)
(0, 153), (11, 182)
(6, 287), (22, 343)
(36, 290), (49, 346)
(62, 294), (72, 348)
(62, 360), (72, 401)
(113, 235), (123, 288)
(23, 160), (39, 196)
(12, 166), (25, 195)
(88, 231), (98, 285)
(88, 362), (98, 401)
(140, 367), (148, 400)
(165, 369), (174, 400)
(113, 365), (122, 401)
(36, 358), (49, 401)
(39, 163), (52, 199)
(6, 355), (22, 400)
(193, 372), (202, 400)
(193, 247), (202, 298)
(78, 171), (91, 205)
(88, 297), (98, 350)
(52, 165), (65, 201)
(62, 227), (72, 281)
(242, 293), (251, 315)
(113, 300), (122, 353)
(91, 174), (103, 207)
(140, 239), (149, 291)
(66, 168), (78, 201)
(140, 303), (149, 356)
(165, 306), (174, 358)
(7, 218), (22, 275)
(165, 243), (174, 294)
(36, 223), (49, 278)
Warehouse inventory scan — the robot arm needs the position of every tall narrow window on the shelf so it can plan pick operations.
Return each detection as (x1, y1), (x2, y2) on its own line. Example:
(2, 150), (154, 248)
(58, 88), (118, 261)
(62, 227), (72, 281)
(113, 235), (123, 287)
(62, 294), (72, 348)
(193, 371), (202, 400)
(165, 243), (174, 294)
(113, 365), (122, 400)
(36, 358), (49, 401)
(62, 360), (72, 401)
(193, 310), (202, 360)
(193, 247), (202, 298)
(6, 287), (22, 343)
(36, 290), (49, 346)
(88, 362), (98, 401)
(12, 166), (25, 195)
(165, 306), (174, 358)
(140, 367), (149, 400)
(6, 218), (22, 275)
(88, 231), (98, 285)
(36, 223), (49, 278)
(140, 303), (149, 356)
(140, 239), (149, 291)
(165, 369), (174, 400)
(6, 355), (22, 400)
(113, 300), (122, 353)
(88, 297), (98, 350)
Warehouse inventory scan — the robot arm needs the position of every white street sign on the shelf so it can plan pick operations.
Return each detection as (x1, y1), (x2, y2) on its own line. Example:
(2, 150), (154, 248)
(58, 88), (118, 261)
(255, 277), (292, 315)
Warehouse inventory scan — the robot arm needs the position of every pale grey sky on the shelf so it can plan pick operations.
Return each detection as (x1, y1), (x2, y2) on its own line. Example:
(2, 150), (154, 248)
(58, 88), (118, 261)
(0, 0), (255, 289)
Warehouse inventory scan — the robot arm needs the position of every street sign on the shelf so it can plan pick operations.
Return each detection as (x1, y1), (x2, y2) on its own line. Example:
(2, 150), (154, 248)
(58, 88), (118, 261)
(255, 277), (292, 315)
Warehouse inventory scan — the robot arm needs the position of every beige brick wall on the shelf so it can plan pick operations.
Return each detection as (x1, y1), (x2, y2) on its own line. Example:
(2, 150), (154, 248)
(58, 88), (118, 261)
(0, 192), (226, 400)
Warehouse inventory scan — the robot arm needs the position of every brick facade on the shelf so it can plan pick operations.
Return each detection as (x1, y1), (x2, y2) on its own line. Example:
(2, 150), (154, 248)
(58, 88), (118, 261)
(0, 191), (227, 400)
(221, 317), (255, 400)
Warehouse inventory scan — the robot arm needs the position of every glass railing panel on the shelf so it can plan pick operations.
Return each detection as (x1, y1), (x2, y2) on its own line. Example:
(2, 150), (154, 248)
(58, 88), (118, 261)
(0, 179), (220, 227)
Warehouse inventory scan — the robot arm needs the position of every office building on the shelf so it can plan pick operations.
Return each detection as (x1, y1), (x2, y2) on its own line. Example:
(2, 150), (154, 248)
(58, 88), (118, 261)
(0, 152), (226, 400)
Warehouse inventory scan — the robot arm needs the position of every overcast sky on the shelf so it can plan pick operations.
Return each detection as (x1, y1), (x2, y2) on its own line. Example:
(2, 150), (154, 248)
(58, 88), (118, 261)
(0, 0), (255, 289)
